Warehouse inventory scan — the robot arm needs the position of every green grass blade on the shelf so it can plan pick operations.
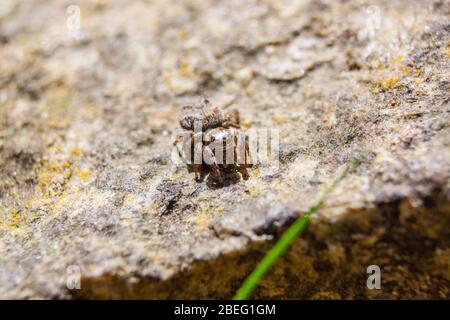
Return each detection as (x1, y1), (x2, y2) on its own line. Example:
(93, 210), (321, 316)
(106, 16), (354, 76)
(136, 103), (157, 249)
(233, 153), (365, 300)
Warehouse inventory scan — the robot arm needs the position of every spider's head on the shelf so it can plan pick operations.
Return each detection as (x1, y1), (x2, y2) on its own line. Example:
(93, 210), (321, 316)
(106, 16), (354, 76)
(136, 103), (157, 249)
(179, 99), (224, 131)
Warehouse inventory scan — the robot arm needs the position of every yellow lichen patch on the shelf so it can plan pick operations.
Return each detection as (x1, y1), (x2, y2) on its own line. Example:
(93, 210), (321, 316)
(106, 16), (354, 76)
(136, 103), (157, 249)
(29, 142), (95, 221)
(242, 120), (253, 128)
(71, 149), (82, 156)
(413, 78), (429, 96)
(79, 170), (91, 181)
(272, 114), (285, 124)
(415, 90), (429, 96)
(48, 163), (62, 172)
(400, 65), (412, 76)
(34, 159), (71, 197)
(179, 30), (189, 41)
(120, 215), (132, 222)
(381, 76), (401, 90)
(194, 205), (223, 229)
(390, 54), (405, 64)
(178, 58), (193, 78)
(124, 193), (136, 205)
(414, 68), (426, 77)
(0, 204), (39, 231)
(7, 210), (21, 229)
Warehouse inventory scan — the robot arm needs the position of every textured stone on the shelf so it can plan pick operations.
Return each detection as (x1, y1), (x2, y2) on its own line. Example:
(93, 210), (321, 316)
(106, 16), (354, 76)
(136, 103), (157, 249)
(0, 0), (449, 299)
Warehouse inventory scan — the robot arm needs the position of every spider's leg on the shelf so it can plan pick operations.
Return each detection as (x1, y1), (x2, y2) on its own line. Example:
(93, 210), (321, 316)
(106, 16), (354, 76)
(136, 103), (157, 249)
(203, 146), (223, 184)
(194, 164), (202, 181)
(239, 163), (249, 180)
(238, 136), (250, 179)
(231, 136), (241, 178)
(222, 123), (241, 129)
(173, 132), (187, 159)
(245, 135), (253, 167)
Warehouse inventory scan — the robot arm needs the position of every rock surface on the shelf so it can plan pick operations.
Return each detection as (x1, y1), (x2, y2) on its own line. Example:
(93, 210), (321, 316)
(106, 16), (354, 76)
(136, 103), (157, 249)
(1, 0), (449, 299)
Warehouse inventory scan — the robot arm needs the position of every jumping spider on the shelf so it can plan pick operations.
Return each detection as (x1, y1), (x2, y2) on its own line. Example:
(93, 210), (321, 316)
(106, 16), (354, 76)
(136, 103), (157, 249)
(175, 98), (251, 185)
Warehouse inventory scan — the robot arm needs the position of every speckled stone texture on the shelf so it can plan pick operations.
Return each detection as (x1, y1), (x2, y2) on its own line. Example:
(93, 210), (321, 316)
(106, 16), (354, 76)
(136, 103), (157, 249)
(0, 0), (449, 299)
